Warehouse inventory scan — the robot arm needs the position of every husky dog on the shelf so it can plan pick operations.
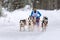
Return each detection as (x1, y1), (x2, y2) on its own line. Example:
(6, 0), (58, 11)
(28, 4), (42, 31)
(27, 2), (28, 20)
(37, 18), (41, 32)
(20, 19), (26, 31)
(41, 16), (48, 31)
(27, 16), (35, 31)
(32, 17), (36, 25)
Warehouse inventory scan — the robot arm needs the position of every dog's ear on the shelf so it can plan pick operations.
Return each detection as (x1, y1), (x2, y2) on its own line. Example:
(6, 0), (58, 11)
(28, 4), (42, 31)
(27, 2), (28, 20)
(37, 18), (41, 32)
(20, 21), (22, 23)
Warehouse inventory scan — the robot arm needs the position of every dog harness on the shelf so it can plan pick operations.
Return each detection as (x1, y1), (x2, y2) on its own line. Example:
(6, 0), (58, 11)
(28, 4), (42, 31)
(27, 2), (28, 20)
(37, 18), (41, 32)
(32, 11), (40, 17)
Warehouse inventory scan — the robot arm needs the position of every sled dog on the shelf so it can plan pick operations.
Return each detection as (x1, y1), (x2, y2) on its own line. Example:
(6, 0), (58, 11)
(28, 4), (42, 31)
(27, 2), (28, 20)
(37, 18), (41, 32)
(41, 16), (48, 31)
(20, 19), (26, 31)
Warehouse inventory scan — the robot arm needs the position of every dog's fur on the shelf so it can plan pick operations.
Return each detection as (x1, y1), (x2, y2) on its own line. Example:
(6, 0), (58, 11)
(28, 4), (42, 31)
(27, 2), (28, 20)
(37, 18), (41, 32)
(27, 16), (35, 31)
(41, 16), (48, 31)
(20, 19), (26, 31)
(32, 17), (36, 25)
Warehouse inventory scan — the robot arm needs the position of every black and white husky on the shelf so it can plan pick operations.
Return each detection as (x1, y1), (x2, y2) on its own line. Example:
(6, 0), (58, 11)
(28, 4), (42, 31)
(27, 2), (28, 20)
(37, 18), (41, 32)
(41, 16), (48, 31)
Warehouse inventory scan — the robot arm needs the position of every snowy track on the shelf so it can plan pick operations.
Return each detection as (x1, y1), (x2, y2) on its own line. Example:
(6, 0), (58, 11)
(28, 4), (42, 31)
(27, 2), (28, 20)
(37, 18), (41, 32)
(0, 9), (60, 40)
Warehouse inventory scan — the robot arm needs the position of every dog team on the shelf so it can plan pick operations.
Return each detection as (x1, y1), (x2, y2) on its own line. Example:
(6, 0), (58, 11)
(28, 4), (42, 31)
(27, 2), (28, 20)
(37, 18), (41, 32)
(19, 8), (48, 32)
(20, 16), (48, 31)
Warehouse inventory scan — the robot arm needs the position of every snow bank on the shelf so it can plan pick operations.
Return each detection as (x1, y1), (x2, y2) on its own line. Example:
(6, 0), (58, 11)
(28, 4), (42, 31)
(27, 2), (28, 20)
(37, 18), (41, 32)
(0, 8), (60, 27)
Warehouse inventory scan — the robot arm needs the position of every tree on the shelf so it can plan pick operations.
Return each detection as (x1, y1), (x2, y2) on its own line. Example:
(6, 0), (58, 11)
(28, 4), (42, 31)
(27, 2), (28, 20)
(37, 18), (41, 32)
(0, 1), (2, 16)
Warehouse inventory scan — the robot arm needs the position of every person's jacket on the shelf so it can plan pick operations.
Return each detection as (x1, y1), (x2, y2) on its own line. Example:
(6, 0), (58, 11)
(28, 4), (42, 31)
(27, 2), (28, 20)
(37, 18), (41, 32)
(30, 10), (41, 19)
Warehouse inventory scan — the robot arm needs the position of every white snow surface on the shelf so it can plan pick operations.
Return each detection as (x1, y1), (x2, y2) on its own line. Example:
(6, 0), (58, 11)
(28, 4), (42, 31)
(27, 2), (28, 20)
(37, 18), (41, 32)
(0, 7), (60, 40)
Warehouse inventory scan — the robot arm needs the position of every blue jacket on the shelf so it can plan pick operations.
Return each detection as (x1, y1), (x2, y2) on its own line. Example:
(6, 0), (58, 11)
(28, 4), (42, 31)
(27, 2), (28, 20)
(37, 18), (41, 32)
(30, 10), (41, 19)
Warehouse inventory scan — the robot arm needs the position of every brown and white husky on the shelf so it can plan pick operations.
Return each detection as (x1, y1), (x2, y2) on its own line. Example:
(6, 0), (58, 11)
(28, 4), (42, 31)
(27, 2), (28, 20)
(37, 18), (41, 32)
(27, 16), (36, 31)
(19, 19), (26, 31)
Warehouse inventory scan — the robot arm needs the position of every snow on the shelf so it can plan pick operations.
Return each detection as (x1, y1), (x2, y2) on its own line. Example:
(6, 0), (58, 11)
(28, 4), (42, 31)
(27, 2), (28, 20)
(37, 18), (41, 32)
(0, 7), (60, 40)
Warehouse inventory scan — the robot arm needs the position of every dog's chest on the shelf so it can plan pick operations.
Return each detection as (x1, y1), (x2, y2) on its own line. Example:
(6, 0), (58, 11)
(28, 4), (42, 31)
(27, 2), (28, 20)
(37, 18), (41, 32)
(43, 20), (48, 24)
(28, 20), (32, 25)
(20, 22), (24, 27)
(44, 20), (48, 22)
